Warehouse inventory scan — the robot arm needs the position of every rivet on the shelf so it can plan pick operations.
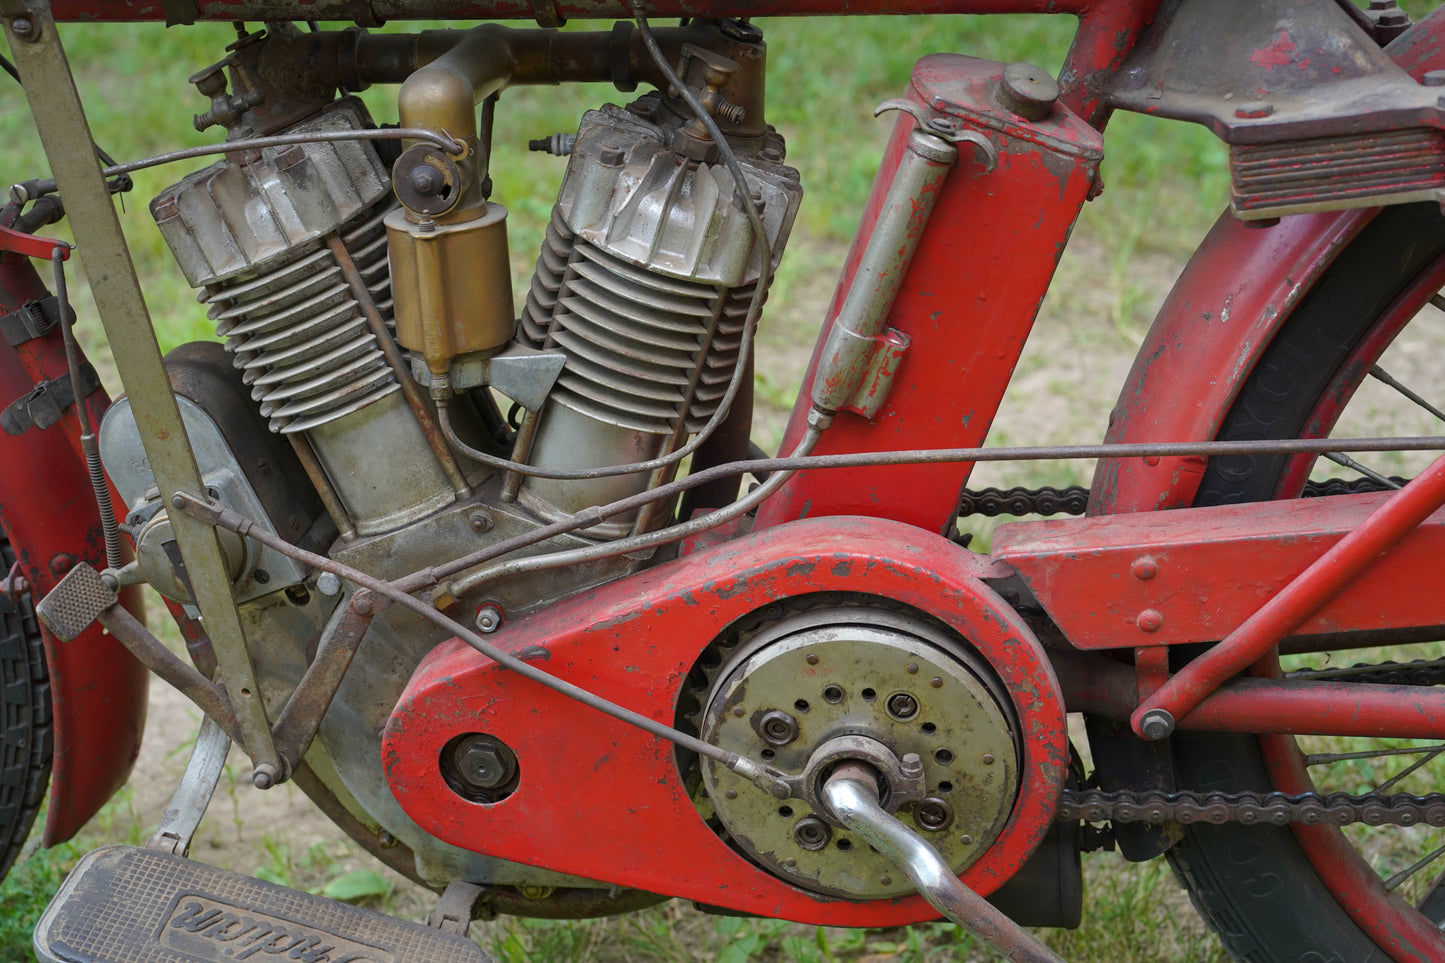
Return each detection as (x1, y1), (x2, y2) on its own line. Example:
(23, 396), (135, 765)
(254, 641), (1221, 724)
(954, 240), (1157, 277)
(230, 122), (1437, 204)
(1131, 556), (1158, 580)
(930, 677), (943, 689)
(906, 662), (919, 674)
(961, 834), (974, 845)
(1143, 454), (1160, 466)
(1234, 101), (1275, 119)
(880, 875), (892, 886)
(783, 857), (796, 868)
(724, 789), (738, 800)
(1136, 609), (1164, 633)
(732, 706), (745, 717)
(982, 753), (995, 765)
(805, 653), (819, 665)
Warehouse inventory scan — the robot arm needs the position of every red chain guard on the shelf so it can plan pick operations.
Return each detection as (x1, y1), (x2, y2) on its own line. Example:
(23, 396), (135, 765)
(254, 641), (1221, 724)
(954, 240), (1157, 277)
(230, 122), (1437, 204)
(382, 516), (1066, 923)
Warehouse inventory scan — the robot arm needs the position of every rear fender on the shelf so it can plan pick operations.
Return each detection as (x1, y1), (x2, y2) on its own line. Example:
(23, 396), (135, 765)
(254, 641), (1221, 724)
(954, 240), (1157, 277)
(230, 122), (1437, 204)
(1091, 5), (1445, 514)
(0, 251), (146, 846)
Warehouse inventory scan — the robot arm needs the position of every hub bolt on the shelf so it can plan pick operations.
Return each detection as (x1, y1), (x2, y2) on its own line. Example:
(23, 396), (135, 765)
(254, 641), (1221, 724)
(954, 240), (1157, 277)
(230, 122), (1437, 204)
(793, 816), (832, 851)
(757, 709), (800, 746)
(886, 692), (919, 719)
(453, 735), (516, 790)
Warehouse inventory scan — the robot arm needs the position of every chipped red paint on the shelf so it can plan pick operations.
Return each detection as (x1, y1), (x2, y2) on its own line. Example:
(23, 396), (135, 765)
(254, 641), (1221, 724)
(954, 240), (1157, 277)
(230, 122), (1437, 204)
(756, 55), (1103, 535)
(382, 516), (1066, 922)
(994, 488), (1445, 649)
(0, 252), (146, 846)
(1250, 28), (1298, 70)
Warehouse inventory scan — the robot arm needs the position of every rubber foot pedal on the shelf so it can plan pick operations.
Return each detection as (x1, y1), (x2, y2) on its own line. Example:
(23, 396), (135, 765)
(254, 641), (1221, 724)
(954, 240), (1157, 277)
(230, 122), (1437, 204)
(34, 845), (491, 962)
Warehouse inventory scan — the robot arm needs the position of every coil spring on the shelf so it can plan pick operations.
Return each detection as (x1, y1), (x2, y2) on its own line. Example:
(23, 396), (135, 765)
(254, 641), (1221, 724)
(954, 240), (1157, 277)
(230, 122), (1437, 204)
(520, 209), (753, 435)
(202, 201), (398, 434)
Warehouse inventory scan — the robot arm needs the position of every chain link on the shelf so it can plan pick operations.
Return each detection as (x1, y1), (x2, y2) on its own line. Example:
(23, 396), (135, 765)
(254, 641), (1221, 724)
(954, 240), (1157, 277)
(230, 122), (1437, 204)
(1058, 787), (1445, 827)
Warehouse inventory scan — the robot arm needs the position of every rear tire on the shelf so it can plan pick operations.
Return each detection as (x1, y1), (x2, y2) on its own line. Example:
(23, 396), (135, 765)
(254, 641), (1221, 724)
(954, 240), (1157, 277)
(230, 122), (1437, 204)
(1162, 202), (1445, 960)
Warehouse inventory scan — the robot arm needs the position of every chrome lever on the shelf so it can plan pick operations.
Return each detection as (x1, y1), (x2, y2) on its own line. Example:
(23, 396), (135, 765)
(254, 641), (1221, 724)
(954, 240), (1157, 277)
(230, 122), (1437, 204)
(820, 763), (1065, 963)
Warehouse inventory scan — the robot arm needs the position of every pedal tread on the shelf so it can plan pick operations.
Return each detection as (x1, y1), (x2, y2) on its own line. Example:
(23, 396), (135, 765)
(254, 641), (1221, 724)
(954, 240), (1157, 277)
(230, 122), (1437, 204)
(35, 845), (489, 963)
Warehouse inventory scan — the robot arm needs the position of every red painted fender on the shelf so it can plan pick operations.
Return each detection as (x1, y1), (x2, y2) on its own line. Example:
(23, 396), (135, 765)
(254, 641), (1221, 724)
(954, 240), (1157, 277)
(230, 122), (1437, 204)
(0, 252), (146, 846)
(1092, 7), (1445, 515)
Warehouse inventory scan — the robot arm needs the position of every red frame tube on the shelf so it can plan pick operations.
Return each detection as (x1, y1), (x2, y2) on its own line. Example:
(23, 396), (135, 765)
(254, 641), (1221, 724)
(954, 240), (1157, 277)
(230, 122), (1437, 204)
(1132, 452), (1445, 737)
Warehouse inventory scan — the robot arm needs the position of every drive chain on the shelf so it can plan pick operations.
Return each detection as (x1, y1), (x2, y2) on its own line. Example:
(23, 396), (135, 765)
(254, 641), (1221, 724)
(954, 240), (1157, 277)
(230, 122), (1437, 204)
(1057, 788), (1445, 828)
(956, 475), (1401, 518)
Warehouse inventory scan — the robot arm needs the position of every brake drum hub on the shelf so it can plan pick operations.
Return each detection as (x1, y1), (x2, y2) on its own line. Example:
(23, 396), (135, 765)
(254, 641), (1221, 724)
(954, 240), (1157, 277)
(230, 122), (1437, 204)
(699, 606), (1020, 898)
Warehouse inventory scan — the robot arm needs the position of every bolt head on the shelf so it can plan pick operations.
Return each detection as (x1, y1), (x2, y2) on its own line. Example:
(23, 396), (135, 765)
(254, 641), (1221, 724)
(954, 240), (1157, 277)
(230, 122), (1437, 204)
(1138, 708), (1175, 741)
(758, 709), (800, 746)
(410, 165), (443, 196)
(475, 604), (503, 633)
(792, 816), (832, 851)
(886, 692), (919, 719)
(455, 738), (514, 790)
(468, 509), (495, 533)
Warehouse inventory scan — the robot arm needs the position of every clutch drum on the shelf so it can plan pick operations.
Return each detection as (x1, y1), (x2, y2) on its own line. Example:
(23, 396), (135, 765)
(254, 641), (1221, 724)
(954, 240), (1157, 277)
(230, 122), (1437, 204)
(697, 604), (1021, 899)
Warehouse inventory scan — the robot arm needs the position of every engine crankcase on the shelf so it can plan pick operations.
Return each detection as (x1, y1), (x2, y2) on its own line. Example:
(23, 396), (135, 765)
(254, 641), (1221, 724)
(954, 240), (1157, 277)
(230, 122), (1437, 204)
(381, 516), (1066, 924)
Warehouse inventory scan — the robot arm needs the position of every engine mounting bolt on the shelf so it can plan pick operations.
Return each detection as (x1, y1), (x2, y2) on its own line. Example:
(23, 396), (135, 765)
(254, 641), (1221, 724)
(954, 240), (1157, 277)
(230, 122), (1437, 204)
(1139, 708), (1176, 741)
(316, 571), (342, 596)
(455, 737), (515, 790)
(468, 509), (495, 533)
(757, 709), (800, 746)
(915, 797), (956, 832)
(1131, 556), (1158, 580)
(886, 692), (919, 719)
(792, 816), (832, 851)
(252, 762), (280, 790)
(1136, 609), (1164, 633)
(475, 604), (503, 634)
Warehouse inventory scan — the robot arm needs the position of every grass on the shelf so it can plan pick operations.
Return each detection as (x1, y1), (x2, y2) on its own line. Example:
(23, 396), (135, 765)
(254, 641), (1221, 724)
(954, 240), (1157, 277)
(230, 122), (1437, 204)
(0, 8), (1352, 963)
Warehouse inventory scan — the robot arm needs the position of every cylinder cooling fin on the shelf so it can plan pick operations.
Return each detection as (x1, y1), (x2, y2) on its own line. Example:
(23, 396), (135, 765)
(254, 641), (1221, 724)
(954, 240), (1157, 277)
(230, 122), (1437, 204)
(205, 204), (399, 434)
(151, 97), (402, 436)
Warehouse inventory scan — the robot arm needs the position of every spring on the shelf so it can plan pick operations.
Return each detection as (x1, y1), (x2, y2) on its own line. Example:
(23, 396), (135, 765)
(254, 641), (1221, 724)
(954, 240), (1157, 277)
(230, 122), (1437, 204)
(202, 200), (399, 434)
(519, 208), (753, 436)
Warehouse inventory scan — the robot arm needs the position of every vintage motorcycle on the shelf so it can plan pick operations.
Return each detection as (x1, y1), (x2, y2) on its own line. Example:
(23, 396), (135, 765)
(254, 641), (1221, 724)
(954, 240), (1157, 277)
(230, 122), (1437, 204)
(3, 0), (1445, 959)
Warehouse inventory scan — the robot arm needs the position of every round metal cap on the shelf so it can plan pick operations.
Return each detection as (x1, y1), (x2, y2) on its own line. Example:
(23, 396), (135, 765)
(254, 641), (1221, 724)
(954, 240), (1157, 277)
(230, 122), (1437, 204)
(998, 62), (1059, 121)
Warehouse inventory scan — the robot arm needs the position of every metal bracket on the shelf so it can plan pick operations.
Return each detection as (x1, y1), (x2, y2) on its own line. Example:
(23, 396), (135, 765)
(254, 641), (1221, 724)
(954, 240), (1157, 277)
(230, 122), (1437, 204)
(874, 98), (997, 171)
(1, 361), (98, 435)
(147, 715), (231, 857)
(427, 880), (487, 936)
(418, 342), (567, 413)
(0, 295), (61, 345)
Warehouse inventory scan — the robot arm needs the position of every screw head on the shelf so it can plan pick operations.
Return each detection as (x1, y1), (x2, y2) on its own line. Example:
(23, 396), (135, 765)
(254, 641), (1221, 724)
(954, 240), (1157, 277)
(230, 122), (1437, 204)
(914, 798), (955, 832)
(886, 692), (919, 719)
(11, 17), (34, 38)
(757, 709), (800, 746)
(792, 816), (832, 851)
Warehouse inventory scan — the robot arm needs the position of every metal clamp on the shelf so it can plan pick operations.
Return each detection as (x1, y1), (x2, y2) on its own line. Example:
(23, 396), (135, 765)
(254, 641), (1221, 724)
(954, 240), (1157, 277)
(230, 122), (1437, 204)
(875, 98), (998, 171)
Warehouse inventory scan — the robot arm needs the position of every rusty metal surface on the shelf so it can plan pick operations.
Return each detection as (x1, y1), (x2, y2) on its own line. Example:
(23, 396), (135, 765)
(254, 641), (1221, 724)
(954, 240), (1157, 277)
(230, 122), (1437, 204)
(756, 53), (1103, 535)
(381, 516), (1066, 924)
(4, 1), (278, 773)
(996, 487), (1445, 649)
(1131, 453), (1445, 736)
(0, 246), (146, 848)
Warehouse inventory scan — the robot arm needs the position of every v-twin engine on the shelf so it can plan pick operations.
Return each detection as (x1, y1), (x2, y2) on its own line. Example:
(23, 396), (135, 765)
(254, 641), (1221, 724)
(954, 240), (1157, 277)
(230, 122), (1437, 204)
(96, 19), (800, 893)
